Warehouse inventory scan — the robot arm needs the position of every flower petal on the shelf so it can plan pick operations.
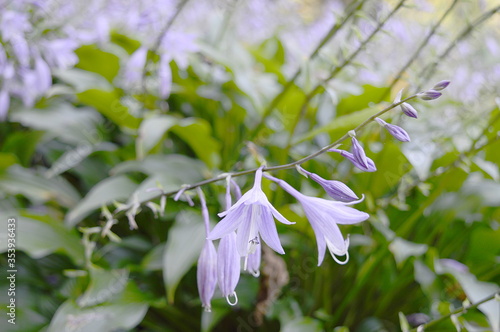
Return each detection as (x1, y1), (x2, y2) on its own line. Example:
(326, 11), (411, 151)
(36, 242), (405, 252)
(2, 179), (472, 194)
(208, 204), (245, 240)
(235, 205), (258, 257)
(258, 207), (285, 254)
(217, 232), (240, 298)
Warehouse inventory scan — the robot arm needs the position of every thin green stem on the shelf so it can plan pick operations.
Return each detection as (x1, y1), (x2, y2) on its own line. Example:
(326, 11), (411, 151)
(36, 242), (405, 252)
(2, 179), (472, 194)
(409, 292), (499, 331)
(379, 0), (459, 101)
(249, 0), (367, 140)
(415, 5), (500, 91)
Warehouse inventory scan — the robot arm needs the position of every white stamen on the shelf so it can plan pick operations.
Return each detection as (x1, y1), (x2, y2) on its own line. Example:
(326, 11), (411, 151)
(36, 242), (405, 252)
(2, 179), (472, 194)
(226, 292), (238, 306)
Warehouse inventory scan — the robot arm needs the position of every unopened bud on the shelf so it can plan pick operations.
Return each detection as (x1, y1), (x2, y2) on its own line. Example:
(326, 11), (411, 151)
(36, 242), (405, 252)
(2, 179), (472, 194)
(432, 80), (450, 91)
(400, 102), (418, 118)
(418, 90), (442, 101)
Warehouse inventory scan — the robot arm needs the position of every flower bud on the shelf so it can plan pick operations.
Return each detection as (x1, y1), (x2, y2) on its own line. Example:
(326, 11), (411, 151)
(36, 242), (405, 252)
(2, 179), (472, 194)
(375, 117), (411, 142)
(418, 90), (442, 101)
(298, 166), (359, 202)
(217, 232), (240, 305)
(432, 80), (450, 91)
(197, 239), (217, 312)
(400, 102), (418, 118)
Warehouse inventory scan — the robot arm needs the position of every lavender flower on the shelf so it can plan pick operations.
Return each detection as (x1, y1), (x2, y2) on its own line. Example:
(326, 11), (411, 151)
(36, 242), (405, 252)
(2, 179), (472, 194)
(329, 137), (377, 173)
(34, 56), (52, 94)
(351, 136), (370, 170)
(217, 231), (240, 305)
(196, 188), (217, 312)
(400, 102), (418, 118)
(158, 55), (172, 99)
(375, 118), (411, 142)
(432, 80), (450, 91)
(124, 46), (148, 85)
(208, 166), (294, 259)
(417, 90), (442, 101)
(297, 166), (359, 202)
(264, 174), (369, 266)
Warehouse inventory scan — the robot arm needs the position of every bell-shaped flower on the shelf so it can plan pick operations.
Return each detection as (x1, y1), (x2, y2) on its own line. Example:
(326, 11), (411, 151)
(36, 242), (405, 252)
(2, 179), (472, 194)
(400, 102), (418, 118)
(217, 231), (240, 306)
(207, 166), (294, 258)
(196, 188), (217, 311)
(375, 118), (411, 142)
(264, 174), (369, 266)
(297, 166), (359, 202)
(328, 148), (377, 172)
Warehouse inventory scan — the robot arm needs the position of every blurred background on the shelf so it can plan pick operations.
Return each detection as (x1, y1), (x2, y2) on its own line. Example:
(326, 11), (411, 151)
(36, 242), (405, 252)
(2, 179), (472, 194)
(0, 0), (499, 331)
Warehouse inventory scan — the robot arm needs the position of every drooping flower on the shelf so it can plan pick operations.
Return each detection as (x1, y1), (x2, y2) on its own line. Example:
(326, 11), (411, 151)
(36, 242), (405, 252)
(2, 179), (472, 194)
(217, 231), (240, 306)
(207, 166), (294, 260)
(418, 90), (442, 101)
(264, 174), (369, 266)
(158, 55), (172, 99)
(432, 80), (450, 91)
(400, 102), (418, 118)
(297, 166), (359, 202)
(351, 136), (370, 170)
(0, 89), (10, 121)
(196, 188), (217, 312)
(328, 145), (377, 172)
(124, 46), (148, 86)
(375, 117), (411, 142)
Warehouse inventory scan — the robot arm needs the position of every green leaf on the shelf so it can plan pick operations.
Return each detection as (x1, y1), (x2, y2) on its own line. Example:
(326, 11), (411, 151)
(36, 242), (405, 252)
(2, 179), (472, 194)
(281, 317), (323, 332)
(66, 175), (138, 226)
(0, 165), (81, 207)
(77, 89), (141, 129)
(1, 130), (44, 167)
(336, 85), (390, 117)
(171, 118), (221, 168)
(0, 152), (19, 170)
(389, 237), (428, 265)
(163, 210), (205, 303)
(137, 114), (178, 157)
(75, 45), (120, 82)
(53, 68), (113, 93)
(77, 267), (129, 307)
(47, 300), (148, 332)
(0, 212), (85, 264)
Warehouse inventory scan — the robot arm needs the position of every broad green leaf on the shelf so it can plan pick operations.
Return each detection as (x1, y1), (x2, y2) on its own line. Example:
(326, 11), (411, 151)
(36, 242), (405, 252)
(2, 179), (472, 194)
(0, 165), (81, 207)
(10, 102), (102, 145)
(163, 210), (205, 303)
(142, 243), (166, 271)
(77, 267), (129, 307)
(75, 45), (120, 82)
(281, 317), (323, 332)
(66, 175), (138, 226)
(137, 114), (178, 157)
(389, 237), (427, 265)
(0, 212), (85, 264)
(0, 152), (19, 170)
(336, 85), (390, 117)
(77, 89), (141, 129)
(111, 154), (204, 178)
(1, 130), (44, 167)
(53, 68), (113, 93)
(170, 118), (221, 168)
(47, 300), (148, 332)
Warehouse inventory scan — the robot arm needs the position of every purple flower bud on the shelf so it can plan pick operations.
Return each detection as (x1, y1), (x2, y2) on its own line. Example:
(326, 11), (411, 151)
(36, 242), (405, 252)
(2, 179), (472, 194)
(432, 80), (450, 91)
(350, 137), (370, 170)
(400, 102), (418, 118)
(158, 55), (172, 99)
(197, 239), (217, 312)
(375, 118), (411, 142)
(418, 90), (442, 101)
(246, 240), (261, 277)
(34, 56), (52, 94)
(217, 232), (240, 306)
(298, 166), (359, 202)
(328, 148), (377, 172)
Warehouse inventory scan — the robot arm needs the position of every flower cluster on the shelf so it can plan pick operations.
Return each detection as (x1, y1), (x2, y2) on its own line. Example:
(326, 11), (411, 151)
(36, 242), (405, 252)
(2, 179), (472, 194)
(194, 81), (450, 311)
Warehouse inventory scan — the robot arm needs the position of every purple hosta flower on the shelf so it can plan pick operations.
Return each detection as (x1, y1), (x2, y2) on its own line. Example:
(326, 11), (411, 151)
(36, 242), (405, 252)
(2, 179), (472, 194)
(41, 39), (79, 69)
(208, 166), (294, 260)
(196, 188), (217, 312)
(329, 148), (377, 172)
(34, 56), (52, 94)
(400, 102), (418, 118)
(124, 46), (148, 87)
(264, 174), (369, 266)
(297, 166), (359, 202)
(0, 11), (32, 42)
(351, 136), (371, 170)
(417, 90), (442, 101)
(158, 55), (172, 99)
(217, 231), (240, 306)
(160, 31), (198, 69)
(0, 89), (10, 121)
(432, 80), (450, 91)
(375, 118), (411, 142)
(11, 36), (31, 68)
